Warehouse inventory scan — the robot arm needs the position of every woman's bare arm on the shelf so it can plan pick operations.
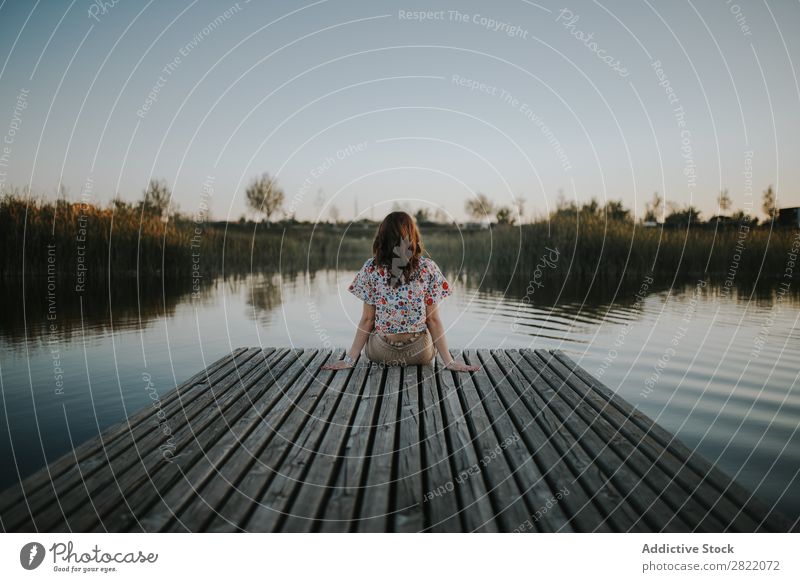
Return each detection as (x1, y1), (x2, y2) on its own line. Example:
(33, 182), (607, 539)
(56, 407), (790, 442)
(321, 302), (375, 370)
(426, 302), (480, 372)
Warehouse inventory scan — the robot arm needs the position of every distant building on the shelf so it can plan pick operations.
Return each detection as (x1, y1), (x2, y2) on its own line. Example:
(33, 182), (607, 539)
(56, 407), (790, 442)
(777, 207), (800, 228)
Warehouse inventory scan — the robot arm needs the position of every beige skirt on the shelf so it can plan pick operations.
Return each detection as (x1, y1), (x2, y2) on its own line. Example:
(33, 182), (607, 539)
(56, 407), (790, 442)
(365, 329), (436, 366)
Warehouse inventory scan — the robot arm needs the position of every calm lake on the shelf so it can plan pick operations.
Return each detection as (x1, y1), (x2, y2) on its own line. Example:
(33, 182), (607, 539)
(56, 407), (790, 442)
(1, 269), (798, 527)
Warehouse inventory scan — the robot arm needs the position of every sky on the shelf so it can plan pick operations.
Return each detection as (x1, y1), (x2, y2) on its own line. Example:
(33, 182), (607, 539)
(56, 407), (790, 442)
(1, 0), (799, 222)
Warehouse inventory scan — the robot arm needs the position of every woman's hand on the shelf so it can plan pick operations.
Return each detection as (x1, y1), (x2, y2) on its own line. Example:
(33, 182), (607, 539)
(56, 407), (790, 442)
(444, 360), (480, 372)
(321, 359), (354, 371)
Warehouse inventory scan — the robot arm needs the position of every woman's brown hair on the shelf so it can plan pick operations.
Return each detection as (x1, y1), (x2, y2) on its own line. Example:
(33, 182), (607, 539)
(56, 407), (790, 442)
(372, 211), (425, 286)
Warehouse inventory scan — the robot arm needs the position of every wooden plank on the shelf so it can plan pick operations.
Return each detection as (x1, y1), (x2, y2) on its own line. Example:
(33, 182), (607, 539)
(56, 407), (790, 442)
(540, 349), (760, 532)
(551, 349), (793, 533)
(167, 349), (335, 532)
(446, 353), (533, 532)
(151, 349), (335, 532)
(0, 348), (245, 517)
(3, 347), (266, 532)
(462, 350), (572, 533)
(355, 365), (402, 532)
(317, 362), (385, 532)
(246, 350), (362, 532)
(527, 349), (727, 532)
(511, 350), (693, 532)
(436, 358), (498, 532)
(279, 359), (370, 532)
(478, 350), (622, 532)
(70, 348), (290, 532)
(416, 362), (461, 532)
(3, 347), (784, 534)
(204, 350), (340, 532)
(392, 365), (424, 532)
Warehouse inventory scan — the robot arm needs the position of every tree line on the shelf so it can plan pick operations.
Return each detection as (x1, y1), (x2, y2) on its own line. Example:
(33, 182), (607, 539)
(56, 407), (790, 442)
(460, 186), (783, 227)
(3, 175), (788, 229)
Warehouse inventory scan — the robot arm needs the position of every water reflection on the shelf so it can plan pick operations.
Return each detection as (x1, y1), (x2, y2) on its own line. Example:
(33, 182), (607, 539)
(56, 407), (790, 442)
(0, 276), (193, 346)
(1, 270), (798, 528)
(243, 272), (283, 328)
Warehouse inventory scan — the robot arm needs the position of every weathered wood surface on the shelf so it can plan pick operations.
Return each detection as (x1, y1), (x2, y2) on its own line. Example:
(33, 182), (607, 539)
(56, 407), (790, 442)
(0, 348), (791, 532)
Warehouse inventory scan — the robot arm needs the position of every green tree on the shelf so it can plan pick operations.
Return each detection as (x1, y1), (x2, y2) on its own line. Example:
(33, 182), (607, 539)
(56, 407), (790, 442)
(432, 208), (449, 224)
(644, 191), (663, 223)
(552, 189), (577, 218)
(328, 204), (340, 224)
(465, 193), (495, 222)
(762, 185), (778, 222)
(110, 195), (131, 213)
(246, 172), (285, 225)
(730, 209), (758, 228)
(603, 199), (630, 221)
(717, 189), (731, 215)
(140, 179), (171, 220)
(515, 196), (526, 223)
(664, 204), (702, 226)
(495, 206), (515, 225)
(580, 197), (600, 216)
(414, 207), (431, 224)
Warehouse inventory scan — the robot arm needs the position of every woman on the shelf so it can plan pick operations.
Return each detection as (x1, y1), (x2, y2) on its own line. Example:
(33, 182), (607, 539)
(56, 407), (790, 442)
(322, 211), (480, 372)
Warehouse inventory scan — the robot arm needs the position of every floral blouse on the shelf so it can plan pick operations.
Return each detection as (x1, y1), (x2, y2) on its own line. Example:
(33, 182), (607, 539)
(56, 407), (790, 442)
(348, 256), (452, 334)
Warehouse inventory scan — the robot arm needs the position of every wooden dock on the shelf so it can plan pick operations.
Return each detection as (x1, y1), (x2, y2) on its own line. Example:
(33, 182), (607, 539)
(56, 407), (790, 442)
(0, 348), (791, 533)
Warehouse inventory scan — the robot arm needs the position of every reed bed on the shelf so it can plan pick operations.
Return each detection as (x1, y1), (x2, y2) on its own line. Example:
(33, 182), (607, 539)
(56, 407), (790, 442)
(425, 217), (797, 288)
(0, 194), (365, 280)
(3, 193), (796, 294)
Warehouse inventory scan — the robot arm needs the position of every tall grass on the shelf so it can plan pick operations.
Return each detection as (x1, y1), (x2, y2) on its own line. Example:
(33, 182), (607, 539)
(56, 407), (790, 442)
(0, 193), (366, 280)
(424, 216), (798, 289)
(3, 192), (797, 293)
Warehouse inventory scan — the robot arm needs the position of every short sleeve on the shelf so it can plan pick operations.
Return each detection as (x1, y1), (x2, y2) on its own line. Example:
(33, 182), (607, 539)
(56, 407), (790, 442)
(348, 259), (376, 304)
(424, 260), (452, 306)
